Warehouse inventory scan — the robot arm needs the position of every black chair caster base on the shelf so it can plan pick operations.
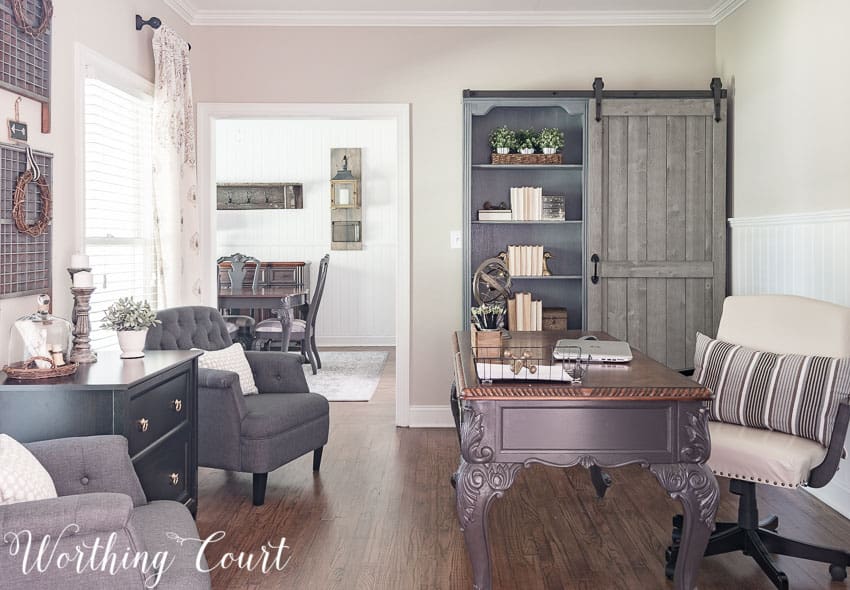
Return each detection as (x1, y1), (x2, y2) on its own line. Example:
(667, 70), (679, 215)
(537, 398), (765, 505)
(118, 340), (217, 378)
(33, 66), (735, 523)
(831, 564), (847, 582)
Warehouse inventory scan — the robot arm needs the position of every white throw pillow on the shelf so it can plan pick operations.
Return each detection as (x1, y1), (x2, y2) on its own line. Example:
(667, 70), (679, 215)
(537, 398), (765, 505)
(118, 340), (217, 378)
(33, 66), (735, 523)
(0, 434), (58, 505)
(195, 343), (258, 395)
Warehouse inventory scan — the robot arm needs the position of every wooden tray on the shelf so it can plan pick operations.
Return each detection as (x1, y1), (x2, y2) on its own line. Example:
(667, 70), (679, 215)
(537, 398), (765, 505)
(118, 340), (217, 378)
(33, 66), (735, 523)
(2, 356), (78, 380)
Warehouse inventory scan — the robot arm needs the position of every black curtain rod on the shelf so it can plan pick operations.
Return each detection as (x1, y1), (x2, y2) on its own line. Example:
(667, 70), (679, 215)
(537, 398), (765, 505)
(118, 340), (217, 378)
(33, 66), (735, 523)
(135, 14), (191, 50)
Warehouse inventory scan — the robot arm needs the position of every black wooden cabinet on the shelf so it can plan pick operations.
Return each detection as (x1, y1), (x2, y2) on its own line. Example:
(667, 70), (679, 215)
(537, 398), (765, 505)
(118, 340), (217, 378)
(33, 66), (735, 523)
(0, 350), (201, 515)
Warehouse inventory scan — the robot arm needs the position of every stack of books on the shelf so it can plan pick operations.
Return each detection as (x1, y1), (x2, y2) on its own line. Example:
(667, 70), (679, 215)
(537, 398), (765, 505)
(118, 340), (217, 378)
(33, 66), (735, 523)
(477, 209), (512, 221)
(508, 292), (543, 331)
(509, 187), (544, 221)
(506, 245), (544, 276)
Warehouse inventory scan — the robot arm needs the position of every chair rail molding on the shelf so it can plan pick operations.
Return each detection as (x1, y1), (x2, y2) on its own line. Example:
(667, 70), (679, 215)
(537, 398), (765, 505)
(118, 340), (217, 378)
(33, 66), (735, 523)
(729, 207), (850, 518)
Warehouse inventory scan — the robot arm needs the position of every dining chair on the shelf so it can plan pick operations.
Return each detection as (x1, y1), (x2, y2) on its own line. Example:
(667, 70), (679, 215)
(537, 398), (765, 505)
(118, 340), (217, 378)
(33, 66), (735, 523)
(254, 254), (329, 375)
(218, 252), (262, 347)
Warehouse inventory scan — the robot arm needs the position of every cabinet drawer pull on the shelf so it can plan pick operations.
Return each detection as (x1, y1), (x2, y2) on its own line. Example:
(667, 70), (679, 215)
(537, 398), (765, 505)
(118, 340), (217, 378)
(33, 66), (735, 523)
(169, 472), (180, 486)
(137, 418), (150, 432)
(171, 399), (183, 412)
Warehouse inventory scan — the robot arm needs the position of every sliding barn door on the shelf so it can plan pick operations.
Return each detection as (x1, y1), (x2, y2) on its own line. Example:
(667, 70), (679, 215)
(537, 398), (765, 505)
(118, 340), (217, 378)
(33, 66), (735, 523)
(586, 99), (727, 370)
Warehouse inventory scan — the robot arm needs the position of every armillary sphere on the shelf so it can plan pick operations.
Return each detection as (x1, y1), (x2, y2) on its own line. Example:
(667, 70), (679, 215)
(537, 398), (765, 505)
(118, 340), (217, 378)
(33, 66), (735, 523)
(472, 257), (512, 305)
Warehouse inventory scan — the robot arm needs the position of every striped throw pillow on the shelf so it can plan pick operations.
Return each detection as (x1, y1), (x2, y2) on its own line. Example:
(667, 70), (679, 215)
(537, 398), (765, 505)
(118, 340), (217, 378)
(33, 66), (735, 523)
(694, 332), (850, 447)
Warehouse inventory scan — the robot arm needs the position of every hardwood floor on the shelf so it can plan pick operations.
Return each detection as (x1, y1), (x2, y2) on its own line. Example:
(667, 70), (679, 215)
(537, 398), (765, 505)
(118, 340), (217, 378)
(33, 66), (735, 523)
(196, 347), (850, 589)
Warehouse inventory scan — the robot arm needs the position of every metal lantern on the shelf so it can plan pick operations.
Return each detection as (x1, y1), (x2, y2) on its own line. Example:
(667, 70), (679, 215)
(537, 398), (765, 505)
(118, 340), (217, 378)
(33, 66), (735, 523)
(330, 155), (359, 208)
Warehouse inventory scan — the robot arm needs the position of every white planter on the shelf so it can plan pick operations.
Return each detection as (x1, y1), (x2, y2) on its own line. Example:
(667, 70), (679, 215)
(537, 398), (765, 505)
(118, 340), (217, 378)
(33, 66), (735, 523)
(542, 147), (557, 155)
(519, 148), (535, 155)
(495, 147), (510, 154)
(117, 329), (148, 359)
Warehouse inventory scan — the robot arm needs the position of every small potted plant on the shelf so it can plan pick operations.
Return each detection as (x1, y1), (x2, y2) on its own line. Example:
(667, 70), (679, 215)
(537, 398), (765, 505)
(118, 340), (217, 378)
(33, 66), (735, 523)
(489, 125), (516, 154)
(101, 297), (160, 359)
(516, 129), (539, 155)
(538, 128), (565, 155)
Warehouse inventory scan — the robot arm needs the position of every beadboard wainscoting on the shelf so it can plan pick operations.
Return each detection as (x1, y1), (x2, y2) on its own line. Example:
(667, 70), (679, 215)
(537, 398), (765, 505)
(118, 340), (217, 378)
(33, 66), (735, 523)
(216, 119), (398, 346)
(729, 209), (850, 518)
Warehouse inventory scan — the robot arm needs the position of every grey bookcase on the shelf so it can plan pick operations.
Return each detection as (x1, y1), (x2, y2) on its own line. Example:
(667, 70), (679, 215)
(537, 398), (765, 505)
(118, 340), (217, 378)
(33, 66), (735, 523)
(462, 92), (588, 330)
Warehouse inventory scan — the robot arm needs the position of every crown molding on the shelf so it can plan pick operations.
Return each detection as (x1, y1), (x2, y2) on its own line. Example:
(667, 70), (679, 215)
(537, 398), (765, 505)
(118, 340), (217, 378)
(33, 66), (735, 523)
(163, 0), (749, 28)
(163, 0), (196, 23)
(710, 0), (749, 23)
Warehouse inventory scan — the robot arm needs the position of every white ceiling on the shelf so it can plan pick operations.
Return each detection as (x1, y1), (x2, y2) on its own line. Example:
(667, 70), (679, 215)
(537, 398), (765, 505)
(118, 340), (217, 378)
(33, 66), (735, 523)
(163, 0), (748, 26)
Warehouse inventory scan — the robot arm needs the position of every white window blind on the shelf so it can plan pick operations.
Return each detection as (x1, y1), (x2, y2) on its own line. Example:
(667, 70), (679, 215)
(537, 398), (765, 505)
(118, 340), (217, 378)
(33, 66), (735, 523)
(83, 75), (157, 351)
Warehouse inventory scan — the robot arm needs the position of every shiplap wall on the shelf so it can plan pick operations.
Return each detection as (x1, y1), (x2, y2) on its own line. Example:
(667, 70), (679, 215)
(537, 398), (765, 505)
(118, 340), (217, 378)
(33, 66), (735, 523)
(730, 209), (850, 517)
(216, 119), (398, 345)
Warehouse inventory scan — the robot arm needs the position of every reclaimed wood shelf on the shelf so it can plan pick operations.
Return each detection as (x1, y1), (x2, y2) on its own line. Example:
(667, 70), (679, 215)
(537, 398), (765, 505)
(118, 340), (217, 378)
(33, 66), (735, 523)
(217, 183), (303, 210)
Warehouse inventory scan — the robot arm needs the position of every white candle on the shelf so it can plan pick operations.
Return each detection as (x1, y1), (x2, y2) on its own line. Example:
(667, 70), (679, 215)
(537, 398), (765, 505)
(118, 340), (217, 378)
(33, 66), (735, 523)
(338, 188), (350, 206)
(71, 253), (90, 268)
(73, 271), (93, 288)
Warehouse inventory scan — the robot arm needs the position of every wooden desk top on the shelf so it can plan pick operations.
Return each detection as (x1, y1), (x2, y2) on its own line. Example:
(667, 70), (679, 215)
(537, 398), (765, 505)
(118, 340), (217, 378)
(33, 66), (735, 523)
(453, 330), (711, 402)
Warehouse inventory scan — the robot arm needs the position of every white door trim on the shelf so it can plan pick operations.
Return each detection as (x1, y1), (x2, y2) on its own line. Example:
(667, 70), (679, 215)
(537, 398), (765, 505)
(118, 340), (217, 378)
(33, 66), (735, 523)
(196, 102), (412, 426)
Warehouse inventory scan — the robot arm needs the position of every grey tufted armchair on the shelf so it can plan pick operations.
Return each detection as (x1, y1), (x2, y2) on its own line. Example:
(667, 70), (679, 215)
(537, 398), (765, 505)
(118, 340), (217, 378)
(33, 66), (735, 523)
(145, 307), (329, 506)
(0, 436), (210, 590)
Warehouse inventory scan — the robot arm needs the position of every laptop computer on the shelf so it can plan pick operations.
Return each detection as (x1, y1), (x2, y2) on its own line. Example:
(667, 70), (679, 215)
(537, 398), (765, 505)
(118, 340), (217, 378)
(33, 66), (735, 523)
(552, 338), (633, 363)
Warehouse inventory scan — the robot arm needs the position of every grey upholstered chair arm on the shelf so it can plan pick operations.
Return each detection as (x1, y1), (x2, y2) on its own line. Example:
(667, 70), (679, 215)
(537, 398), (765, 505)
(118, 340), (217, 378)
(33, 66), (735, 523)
(0, 493), (136, 544)
(198, 367), (240, 390)
(808, 401), (850, 488)
(245, 351), (310, 393)
(24, 436), (147, 507)
(197, 367), (249, 420)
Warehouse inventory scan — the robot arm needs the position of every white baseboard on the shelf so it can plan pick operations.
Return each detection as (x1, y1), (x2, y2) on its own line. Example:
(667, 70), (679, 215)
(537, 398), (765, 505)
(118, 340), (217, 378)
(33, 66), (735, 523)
(804, 481), (850, 520)
(408, 405), (455, 428)
(318, 336), (396, 347)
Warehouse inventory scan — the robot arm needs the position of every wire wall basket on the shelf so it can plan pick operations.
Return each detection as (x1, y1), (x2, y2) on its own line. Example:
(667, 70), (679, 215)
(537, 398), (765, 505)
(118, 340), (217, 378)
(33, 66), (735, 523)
(473, 344), (586, 384)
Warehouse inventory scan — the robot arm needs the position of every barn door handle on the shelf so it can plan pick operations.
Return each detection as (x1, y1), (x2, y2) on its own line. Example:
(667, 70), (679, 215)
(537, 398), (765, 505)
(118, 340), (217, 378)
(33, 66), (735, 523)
(591, 254), (600, 284)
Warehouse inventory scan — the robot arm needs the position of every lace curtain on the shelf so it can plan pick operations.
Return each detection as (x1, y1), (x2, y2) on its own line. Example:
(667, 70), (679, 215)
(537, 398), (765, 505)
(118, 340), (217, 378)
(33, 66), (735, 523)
(151, 27), (202, 307)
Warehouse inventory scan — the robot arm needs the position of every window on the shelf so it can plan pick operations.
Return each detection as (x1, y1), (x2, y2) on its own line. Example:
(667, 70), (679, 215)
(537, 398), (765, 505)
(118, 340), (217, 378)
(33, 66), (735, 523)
(82, 60), (157, 350)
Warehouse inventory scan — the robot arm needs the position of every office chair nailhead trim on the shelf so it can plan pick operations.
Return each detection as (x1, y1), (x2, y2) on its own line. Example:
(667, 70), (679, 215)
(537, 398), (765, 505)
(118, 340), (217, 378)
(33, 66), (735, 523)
(712, 469), (804, 488)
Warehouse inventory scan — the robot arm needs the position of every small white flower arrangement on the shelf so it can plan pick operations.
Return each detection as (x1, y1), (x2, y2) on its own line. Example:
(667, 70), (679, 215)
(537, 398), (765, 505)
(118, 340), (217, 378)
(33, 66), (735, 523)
(538, 128), (565, 155)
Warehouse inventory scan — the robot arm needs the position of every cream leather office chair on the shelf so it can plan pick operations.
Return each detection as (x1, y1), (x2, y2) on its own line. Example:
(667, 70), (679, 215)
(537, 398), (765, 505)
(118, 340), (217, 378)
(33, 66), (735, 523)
(666, 295), (850, 589)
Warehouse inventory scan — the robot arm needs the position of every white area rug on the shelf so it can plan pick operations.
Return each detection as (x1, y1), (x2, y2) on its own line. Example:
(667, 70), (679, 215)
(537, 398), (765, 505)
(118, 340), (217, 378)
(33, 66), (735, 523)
(304, 351), (389, 402)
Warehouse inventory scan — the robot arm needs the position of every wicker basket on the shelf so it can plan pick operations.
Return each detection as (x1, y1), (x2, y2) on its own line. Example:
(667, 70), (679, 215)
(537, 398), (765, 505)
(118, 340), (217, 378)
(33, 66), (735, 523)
(491, 152), (562, 165)
(2, 356), (78, 380)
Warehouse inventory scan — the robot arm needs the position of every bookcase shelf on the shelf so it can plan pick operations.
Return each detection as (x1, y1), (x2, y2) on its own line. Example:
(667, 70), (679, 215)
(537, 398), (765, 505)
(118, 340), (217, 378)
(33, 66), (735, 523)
(511, 275), (583, 280)
(463, 97), (588, 331)
(472, 220), (583, 225)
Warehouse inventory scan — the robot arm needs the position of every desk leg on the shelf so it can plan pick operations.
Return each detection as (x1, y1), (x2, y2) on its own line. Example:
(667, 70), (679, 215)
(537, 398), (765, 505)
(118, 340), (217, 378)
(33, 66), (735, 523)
(456, 458), (522, 590)
(650, 463), (719, 590)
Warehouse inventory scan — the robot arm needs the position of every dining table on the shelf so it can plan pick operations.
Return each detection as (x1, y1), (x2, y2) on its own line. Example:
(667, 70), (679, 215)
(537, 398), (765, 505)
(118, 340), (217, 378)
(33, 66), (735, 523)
(218, 285), (309, 351)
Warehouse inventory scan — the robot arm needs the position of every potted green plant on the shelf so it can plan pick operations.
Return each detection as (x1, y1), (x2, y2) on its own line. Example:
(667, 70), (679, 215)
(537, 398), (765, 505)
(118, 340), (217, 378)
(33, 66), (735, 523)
(101, 297), (161, 359)
(488, 125), (516, 154)
(538, 128), (565, 155)
(516, 128), (539, 155)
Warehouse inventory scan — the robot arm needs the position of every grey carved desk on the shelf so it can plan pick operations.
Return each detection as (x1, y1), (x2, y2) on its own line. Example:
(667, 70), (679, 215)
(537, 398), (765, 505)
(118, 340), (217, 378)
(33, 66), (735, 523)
(452, 331), (718, 590)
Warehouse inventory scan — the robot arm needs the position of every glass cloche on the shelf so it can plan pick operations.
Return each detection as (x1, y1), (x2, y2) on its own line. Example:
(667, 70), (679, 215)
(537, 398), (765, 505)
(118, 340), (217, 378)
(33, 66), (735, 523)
(7, 294), (74, 369)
